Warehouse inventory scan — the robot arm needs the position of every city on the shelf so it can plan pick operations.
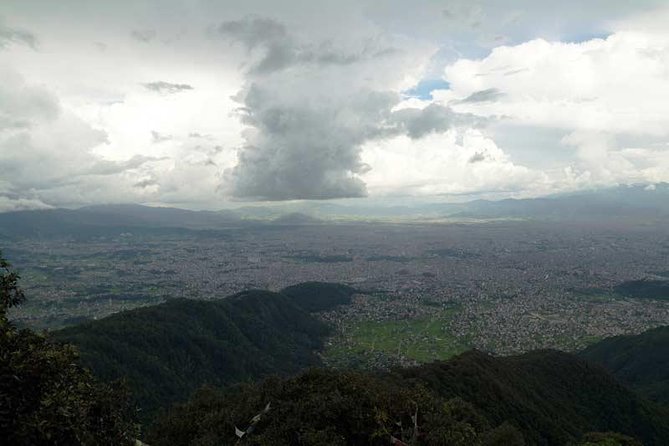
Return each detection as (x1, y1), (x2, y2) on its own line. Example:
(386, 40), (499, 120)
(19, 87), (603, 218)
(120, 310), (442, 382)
(7, 218), (669, 363)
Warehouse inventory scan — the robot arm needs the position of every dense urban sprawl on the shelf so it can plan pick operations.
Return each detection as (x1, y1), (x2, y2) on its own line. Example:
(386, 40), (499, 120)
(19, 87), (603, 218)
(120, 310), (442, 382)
(6, 220), (669, 358)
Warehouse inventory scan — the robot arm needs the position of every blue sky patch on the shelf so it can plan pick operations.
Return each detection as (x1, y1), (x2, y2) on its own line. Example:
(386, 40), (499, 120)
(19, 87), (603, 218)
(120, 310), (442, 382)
(403, 78), (451, 100)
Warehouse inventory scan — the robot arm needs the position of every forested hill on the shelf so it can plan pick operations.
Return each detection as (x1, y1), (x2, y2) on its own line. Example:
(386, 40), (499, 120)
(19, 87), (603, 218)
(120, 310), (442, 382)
(52, 289), (332, 416)
(280, 281), (356, 312)
(148, 349), (669, 446)
(50, 284), (669, 444)
(580, 325), (669, 405)
(399, 350), (669, 445)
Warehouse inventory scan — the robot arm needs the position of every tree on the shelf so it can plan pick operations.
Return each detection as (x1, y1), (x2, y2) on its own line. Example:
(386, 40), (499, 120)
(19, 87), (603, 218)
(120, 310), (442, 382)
(0, 249), (25, 319)
(0, 250), (138, 445)
(580, 432), (642, 446)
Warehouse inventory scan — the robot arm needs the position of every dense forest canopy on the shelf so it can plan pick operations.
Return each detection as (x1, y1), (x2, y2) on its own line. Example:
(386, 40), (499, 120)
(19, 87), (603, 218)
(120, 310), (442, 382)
(0, 251), (137, 445)
(147, 350), (669, 446)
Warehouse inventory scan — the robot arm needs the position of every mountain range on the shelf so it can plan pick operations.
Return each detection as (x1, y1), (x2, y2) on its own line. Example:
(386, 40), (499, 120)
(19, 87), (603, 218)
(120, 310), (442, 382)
(2, 184), (669, 239)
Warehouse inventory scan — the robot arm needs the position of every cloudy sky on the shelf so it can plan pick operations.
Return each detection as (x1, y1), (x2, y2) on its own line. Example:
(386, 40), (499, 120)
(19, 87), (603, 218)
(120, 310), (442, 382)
(1, 0), (669, 211)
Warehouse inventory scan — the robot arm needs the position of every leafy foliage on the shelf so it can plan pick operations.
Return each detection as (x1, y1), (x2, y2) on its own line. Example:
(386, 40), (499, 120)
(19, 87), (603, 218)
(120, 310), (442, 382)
(398, 350), (669, 445)
(146, 369), (523, 446)
(580, 431), (643, 446)
(580, 325), (669, 404)
(0, 249), (25, 315)
(147, 350), (669, 446)
(0, 250), (137, 445)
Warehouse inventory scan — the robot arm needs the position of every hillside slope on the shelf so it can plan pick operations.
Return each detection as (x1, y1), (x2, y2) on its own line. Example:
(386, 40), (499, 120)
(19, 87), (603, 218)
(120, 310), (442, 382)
(148, 350), (669, 446)
(399, 349), (669, 445)
(53, 290), (330, 416)
(580, 326), (669, 405)
(0, 204), (244, 239)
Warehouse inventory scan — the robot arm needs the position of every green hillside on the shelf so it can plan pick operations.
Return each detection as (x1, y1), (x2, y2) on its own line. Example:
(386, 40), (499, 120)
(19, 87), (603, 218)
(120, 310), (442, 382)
(399, 350), (669, 445)
(580, 326), (669, 405)
(147, 350), (669, 446)
(53, 290), (330, 417)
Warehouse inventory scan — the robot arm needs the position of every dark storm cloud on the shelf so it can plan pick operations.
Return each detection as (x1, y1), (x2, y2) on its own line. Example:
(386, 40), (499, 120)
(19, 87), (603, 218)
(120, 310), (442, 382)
(460, 88), (504, 103)
(230, 85), (397, 200)
(217, 16), (396, 75)
(0, 21), (37, 49)
(142, 81), (193, 94)
(222, 16), (481, 201)
(230, 84), (480, 200)
(391, 104), (484, 139)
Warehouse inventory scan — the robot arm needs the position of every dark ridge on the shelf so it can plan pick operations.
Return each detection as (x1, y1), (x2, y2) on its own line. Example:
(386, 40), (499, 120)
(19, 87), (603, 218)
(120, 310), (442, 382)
(271, 212), (322, 225)
(0, 204), (245, 239)
(399, 349), (669, 445)
(52, 289), (330, 418)
(147, 349), (669, 446)
(580, 325), (669, 404)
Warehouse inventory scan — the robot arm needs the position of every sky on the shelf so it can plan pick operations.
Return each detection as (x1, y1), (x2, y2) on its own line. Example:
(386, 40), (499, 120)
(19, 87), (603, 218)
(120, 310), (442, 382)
(1, 0), (669, 211)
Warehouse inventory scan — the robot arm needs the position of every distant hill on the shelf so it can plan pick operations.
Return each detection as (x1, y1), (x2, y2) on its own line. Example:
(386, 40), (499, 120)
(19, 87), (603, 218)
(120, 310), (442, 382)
(225, 183), (669, 222)
(78, 204), (242, 228)
(148, 350), (669, 446)
(52, 289), (330, 417)
(2, 184), (668, 238)
(580, 326), (669, 405)
(271, 212), (323, 225)
(0, 204), (245, 238)
(450, 183), (669, 221)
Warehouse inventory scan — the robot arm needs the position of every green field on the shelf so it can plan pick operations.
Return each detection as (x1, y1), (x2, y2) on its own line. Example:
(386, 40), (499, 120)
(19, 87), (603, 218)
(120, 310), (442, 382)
(324, 307), (468, 367)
